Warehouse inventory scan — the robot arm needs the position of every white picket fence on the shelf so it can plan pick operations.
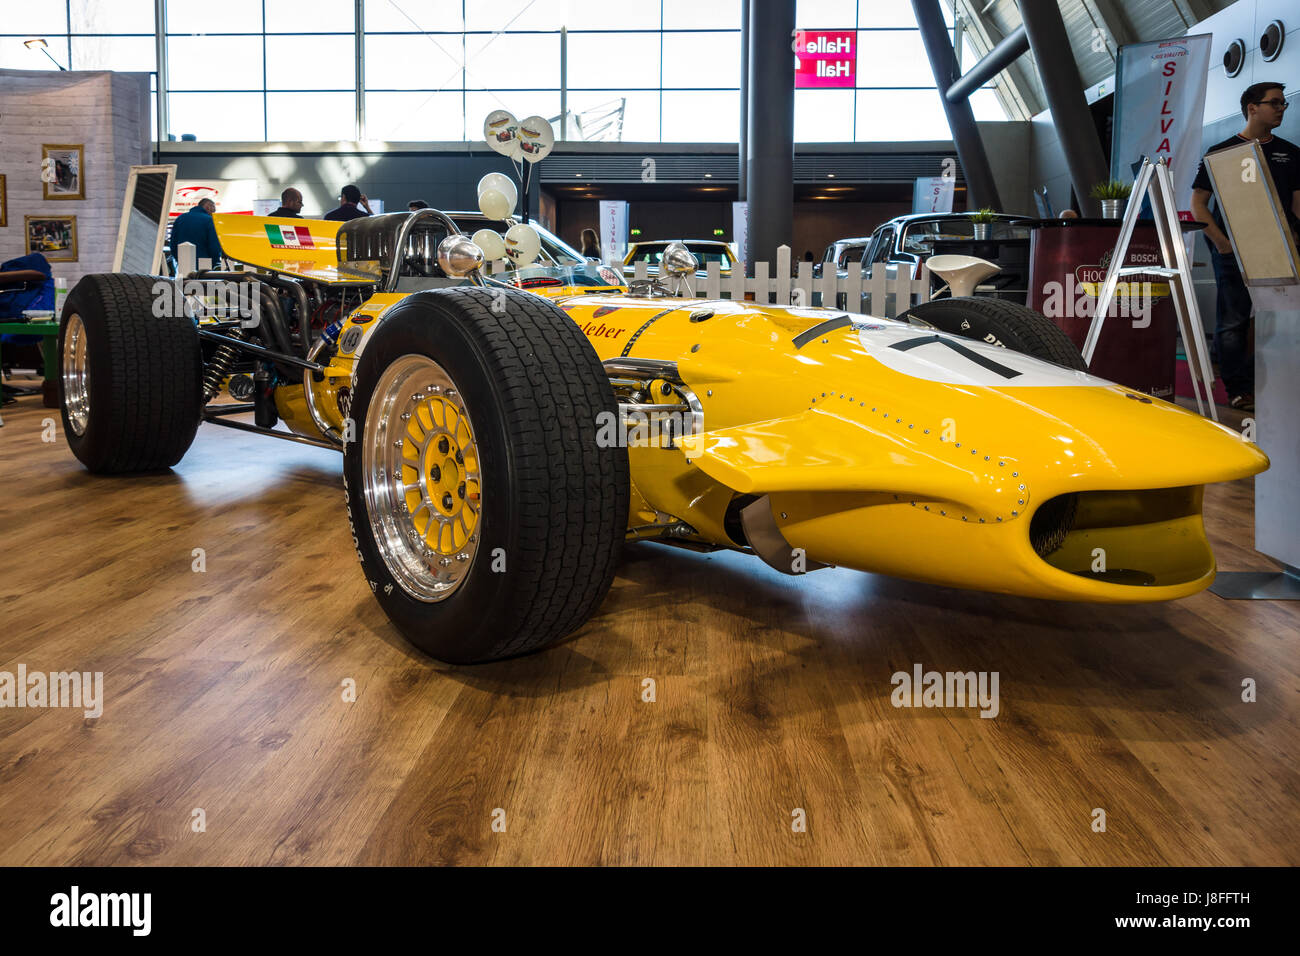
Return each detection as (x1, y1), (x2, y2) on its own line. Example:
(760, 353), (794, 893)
(626, 244), (932, 317)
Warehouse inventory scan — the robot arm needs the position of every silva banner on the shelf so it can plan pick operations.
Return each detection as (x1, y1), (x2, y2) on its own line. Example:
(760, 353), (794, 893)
(599, 200), (628, 267)
(1111, 34), (1212, 215)
(732, 201), (749, 268)
(913, 176), (955, 214)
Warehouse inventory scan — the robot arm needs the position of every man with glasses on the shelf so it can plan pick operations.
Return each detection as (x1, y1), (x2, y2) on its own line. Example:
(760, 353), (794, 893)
(1191, 82), (1300, 412)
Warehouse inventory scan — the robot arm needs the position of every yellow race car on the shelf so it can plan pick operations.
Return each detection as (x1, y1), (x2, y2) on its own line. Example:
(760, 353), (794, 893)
(56, 208), (1267, 663)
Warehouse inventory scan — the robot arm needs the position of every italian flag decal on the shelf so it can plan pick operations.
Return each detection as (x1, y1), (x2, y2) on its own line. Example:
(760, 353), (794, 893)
(265, 224), (314, 249)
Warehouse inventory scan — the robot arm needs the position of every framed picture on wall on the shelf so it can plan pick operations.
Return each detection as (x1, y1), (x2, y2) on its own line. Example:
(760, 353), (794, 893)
(42, 144), (85, 200)
(25, 215), (78, 262)
(0, 174), (6, 226)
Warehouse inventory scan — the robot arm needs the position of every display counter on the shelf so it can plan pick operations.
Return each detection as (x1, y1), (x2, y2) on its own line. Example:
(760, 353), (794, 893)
(1023, 218), (1204, 397)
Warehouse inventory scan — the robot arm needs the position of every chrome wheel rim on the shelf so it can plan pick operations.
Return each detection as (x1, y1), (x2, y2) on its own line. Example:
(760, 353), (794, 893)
(362, 354), (483, 602)
(62, 313), (90, 436)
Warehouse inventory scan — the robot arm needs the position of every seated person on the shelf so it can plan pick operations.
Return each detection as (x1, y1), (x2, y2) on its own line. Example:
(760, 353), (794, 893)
(0, 252), (55, 398)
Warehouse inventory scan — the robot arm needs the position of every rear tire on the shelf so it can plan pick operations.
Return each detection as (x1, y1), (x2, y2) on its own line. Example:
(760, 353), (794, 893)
(903, 296), (1087, 371)
(59, 273), (204, 473)
(343, 286), (629, 664)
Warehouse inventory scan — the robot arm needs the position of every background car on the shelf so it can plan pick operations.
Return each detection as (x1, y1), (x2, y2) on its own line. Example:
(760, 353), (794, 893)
(623, 239), (737, 278)
(814, 237), (872, 278)
(857, 212), (1032, 302)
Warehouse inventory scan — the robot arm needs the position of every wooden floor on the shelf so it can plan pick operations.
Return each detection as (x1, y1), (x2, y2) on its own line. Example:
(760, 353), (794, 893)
(0, 386), (1296, 866)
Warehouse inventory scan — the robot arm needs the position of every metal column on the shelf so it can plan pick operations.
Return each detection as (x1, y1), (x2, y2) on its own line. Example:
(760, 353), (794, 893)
(354, 0), (365, 141)
(912, 0), (1002, 210)
(154, 0), (168, 152)
(739, 0), (749, 202)
(745, 0), (795, 267)
(1019, 0), (1110, 217)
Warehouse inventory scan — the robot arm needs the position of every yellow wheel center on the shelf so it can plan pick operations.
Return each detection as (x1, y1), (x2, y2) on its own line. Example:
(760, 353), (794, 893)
(427, 450), (462, 517)
(398, 395), (481, 556)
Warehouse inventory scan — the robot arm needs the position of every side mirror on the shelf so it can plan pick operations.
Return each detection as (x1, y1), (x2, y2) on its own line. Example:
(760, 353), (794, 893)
(437, 234), (485, 277)
(660, 241), (698, 276)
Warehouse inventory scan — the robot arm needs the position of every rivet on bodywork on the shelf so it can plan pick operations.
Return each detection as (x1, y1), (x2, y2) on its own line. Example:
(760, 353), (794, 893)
(691, 344), (701, 352)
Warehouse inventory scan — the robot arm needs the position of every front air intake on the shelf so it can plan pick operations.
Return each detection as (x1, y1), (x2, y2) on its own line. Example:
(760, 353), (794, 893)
(1029, 493), (1078, 557)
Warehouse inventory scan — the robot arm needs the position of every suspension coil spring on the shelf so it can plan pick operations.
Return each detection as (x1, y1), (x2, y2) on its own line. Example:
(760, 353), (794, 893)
(202, 329), (245, 402)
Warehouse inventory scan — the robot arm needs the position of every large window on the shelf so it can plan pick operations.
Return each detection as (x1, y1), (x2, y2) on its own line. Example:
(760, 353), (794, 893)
(0, 0), (1008, 143)
(164, 0), (356, 141)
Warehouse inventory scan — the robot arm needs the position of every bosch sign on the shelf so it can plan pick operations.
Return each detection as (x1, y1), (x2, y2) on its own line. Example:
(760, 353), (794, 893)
(794, 30), (856, 89)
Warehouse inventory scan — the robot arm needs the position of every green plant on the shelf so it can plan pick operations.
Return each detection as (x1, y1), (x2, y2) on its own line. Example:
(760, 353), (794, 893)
(1090, 180), (1132, 200)
(970, 207), (997, 223)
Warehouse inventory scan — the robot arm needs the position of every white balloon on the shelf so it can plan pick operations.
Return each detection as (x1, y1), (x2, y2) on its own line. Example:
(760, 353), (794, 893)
(483, 109), (522, 160)
(472, 228), (506, 262)
(504, 223), (541, 266)
(477, 172), (518, 211)
(478, 187), (512, 221)
(517, 115), (555, 164)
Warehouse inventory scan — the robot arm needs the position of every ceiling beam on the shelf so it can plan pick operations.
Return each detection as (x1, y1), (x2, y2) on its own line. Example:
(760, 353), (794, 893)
(952, 0), (1036, 118)
(1171, 0), (1216, 30)
(1084, 0), (1136, 54)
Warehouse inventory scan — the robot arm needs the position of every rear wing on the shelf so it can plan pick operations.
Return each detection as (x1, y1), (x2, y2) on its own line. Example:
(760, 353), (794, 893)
(213, 214), (371, 285)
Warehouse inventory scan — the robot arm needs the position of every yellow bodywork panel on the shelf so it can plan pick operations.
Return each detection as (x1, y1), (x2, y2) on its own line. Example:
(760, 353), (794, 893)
(549, 291), (1267, 602)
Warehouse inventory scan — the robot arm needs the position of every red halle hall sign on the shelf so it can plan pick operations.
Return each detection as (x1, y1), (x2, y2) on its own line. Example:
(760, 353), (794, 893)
(795, 30), (856, 89)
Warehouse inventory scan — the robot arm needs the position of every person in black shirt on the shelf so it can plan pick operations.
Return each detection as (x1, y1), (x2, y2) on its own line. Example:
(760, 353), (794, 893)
(323, 184), (373, 222)
(268, 187), (303, 219)
(1190, 81), (1300, 411)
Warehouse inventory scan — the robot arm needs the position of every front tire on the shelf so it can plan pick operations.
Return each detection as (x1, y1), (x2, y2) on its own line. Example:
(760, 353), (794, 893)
(903, 296), (1087, 371)
(343, 287), (629, 663)
(59, 273), (204, 473)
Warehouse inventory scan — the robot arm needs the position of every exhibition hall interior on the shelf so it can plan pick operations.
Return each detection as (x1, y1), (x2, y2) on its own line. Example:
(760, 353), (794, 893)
(0, 0), (1297, 888)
